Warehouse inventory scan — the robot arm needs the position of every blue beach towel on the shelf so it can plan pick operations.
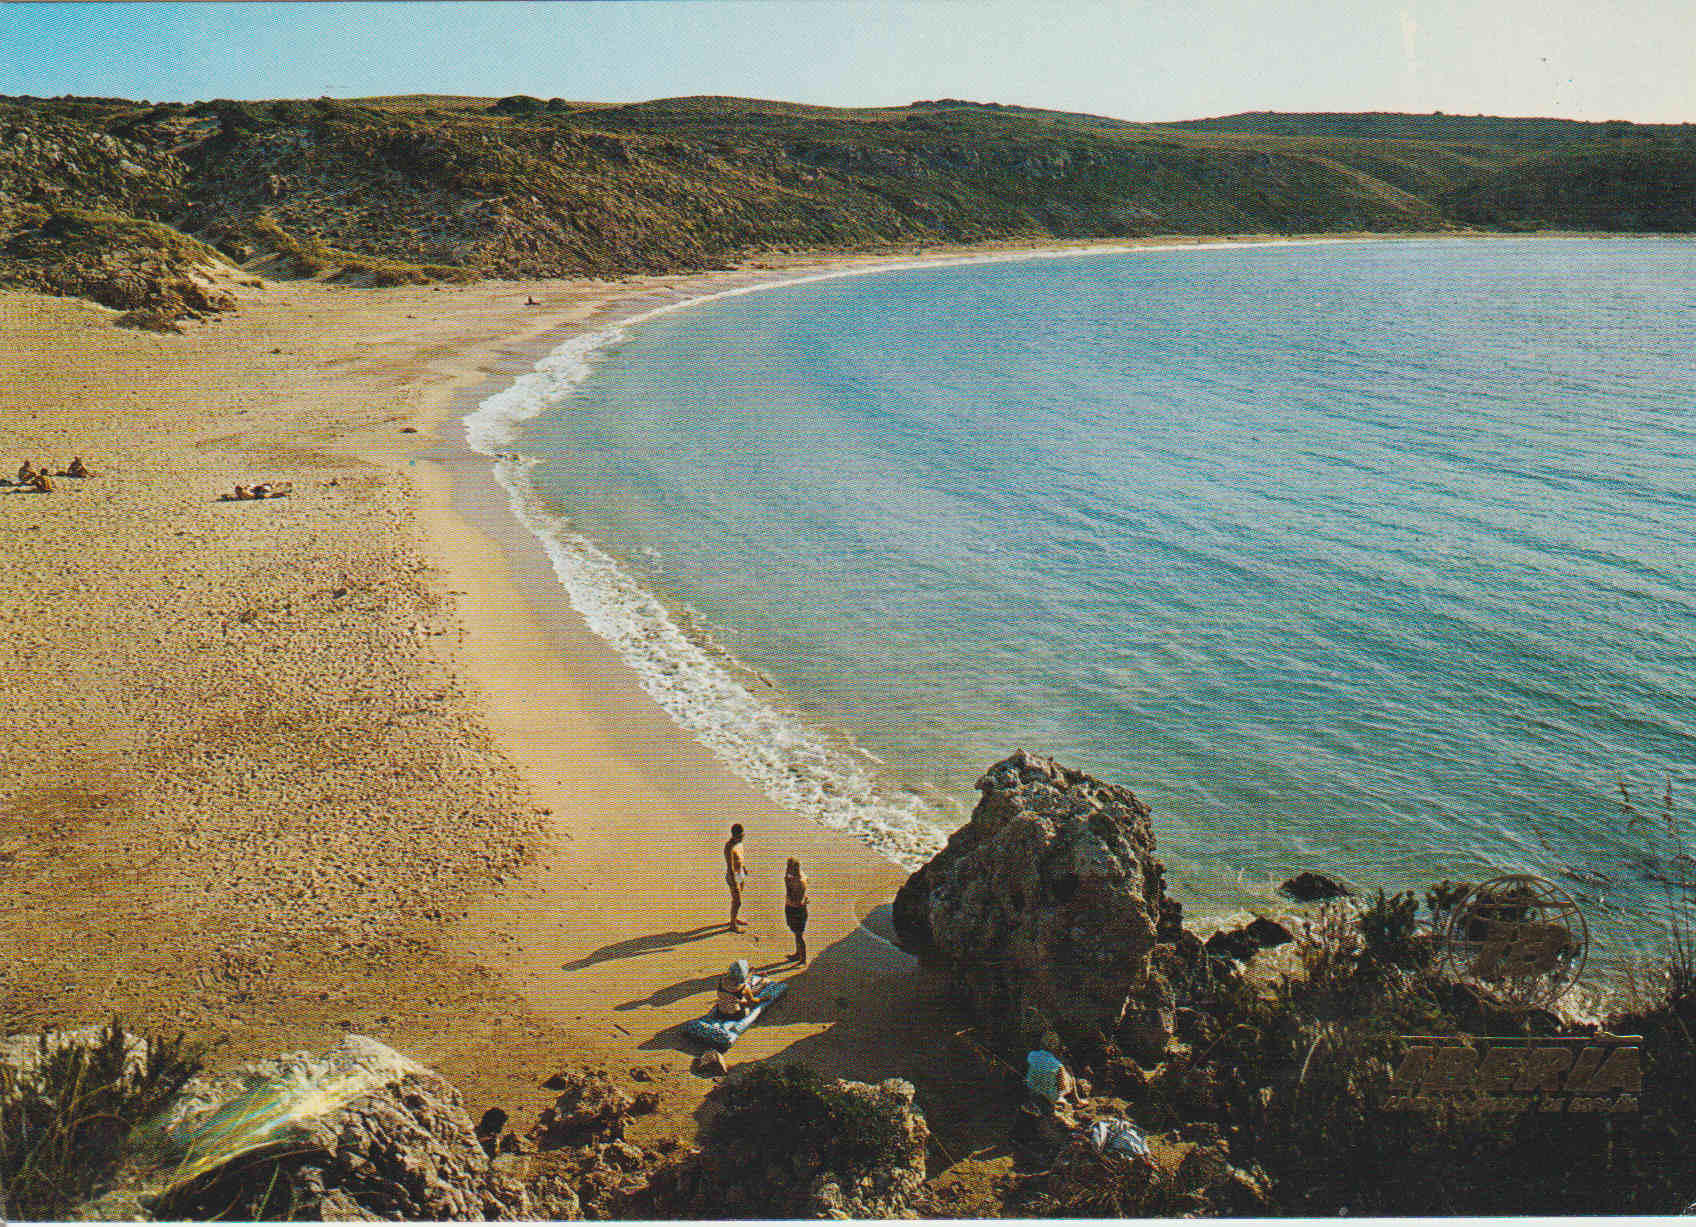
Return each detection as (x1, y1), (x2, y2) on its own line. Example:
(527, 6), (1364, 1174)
(681, 980), (788, 1052)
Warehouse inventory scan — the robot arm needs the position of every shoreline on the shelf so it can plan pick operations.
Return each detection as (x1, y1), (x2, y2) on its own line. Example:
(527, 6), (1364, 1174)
(434, 229), (1496, 887)
(3, 227), (1662, 1162)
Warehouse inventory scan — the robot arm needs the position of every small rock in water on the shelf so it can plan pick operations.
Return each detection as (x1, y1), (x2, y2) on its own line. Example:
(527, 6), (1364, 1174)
(1277, 872), (1356, 902)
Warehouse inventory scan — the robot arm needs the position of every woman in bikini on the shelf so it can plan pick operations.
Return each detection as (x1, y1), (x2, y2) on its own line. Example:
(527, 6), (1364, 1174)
(715, 958), (762, 1019)
(784, 858), (810, 965)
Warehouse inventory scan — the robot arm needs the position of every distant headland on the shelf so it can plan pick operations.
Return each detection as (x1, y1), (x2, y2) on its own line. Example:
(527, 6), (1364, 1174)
(2, 93), (1693, 326)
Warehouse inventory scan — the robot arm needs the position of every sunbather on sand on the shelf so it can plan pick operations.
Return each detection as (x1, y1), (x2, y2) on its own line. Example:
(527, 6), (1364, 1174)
(714, 959), (762, 1019)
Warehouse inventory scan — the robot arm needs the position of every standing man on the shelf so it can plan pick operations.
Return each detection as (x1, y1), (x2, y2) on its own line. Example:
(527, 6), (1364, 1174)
(724, 823), (748, 931)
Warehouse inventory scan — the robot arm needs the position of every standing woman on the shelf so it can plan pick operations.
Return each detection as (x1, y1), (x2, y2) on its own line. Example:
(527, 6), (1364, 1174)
(784, 858), (810, 965)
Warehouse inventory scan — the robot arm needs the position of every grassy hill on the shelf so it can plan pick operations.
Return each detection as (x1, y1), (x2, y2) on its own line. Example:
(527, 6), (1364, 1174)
(1170, 110), (1696, 143)
(1, 94), (1690, 322)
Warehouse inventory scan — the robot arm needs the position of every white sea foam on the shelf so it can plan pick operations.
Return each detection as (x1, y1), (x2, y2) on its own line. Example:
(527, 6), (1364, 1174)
(486, 459), (953, 869)
(459, 237), (1382, 869)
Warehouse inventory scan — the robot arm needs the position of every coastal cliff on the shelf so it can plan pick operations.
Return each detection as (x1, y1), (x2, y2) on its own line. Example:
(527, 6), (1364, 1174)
(3, 93), (1692, 323)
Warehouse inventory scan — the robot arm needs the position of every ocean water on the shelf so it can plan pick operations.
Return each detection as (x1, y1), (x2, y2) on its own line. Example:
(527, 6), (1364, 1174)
(467, 236), (1696, 963)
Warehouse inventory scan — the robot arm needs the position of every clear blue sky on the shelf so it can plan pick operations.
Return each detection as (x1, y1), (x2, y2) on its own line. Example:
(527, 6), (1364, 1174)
(3, 1), (1692, 123)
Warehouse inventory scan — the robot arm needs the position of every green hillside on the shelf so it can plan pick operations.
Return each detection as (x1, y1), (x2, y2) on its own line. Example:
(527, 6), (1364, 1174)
(1, 94), (1690, 323)
(1171, 110), (1696, 143)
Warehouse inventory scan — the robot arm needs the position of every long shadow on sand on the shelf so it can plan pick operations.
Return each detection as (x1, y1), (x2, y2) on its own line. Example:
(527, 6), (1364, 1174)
(560, 923), (728, 972)
(615, 973), (720, 1012)
(640, 920), (1024, 1166)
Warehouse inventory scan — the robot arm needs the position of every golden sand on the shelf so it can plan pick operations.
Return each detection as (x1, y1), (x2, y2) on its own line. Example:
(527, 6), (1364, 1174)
(0, 247), (1069, 1152)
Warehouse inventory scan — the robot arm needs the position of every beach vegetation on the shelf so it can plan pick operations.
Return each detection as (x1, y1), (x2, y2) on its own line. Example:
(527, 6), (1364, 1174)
(704, 1062), (913, 1179)
(1060, 864), (1696, 1215)
(0, 206), (235, 325)
(250, 211), (473, 285)
(0, 1020), (204, 1220)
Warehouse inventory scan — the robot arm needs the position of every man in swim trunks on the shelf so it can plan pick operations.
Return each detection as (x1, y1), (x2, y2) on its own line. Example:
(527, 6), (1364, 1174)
(724, 823), (747, 931)
(784, 857), (810, 964)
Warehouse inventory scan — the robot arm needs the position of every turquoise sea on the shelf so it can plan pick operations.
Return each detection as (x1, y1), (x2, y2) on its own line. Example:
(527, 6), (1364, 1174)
(468, 237), (1695, 967)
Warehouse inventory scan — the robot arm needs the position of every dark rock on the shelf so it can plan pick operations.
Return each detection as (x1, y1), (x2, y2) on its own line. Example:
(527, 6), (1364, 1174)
(1278, 872), (1356, 902)
(893, 751), (1173, 1050)
(530, 1067), (633, 1148)
(526, 1168), (583, 1220)
(1219, 1164), (1274, 1215)
(1174, 1006), (1220, 1048)
(1204, 916), (1297, 962)
(691, 1049), (728, 1078)
(604, 1140), (646, 1171)
(1175, 1141), (1231, 1195)
(475, 1106), (509, 1156)
(1118, 970), (1177, 1064)
(630, 1090), (661, 1115)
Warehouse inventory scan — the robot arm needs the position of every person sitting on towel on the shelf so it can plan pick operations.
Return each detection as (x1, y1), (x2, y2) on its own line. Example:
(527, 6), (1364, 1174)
(715, 959), (762, 1019)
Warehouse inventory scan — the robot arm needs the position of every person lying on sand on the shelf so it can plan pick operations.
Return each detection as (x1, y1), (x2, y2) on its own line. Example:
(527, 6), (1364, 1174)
(27, 470), (53, 493)
(221, 481), (294, 501)
(714, 959), (763, 1020)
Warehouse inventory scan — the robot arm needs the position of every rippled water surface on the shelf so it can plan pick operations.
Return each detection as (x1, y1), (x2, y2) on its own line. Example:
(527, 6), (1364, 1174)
(484, 237), (1696, 958)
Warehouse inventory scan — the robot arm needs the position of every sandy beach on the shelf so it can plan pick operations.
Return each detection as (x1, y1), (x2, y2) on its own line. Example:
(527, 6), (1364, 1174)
(7, 241), (1150, 1173)
(0, 231), (1487, 1183)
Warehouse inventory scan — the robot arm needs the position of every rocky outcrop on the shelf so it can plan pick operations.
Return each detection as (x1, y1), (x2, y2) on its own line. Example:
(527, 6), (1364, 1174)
(127, 1035), (528, 1221)
(644, 1072), (929, 1220)
(531, 1067), (634, 1148)
(893, 751), (1177, 1051)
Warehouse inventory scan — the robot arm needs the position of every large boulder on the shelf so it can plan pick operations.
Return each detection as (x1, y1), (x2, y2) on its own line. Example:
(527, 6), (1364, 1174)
(893, 751), (1176, 1050)
(643, 1068), (929, 1219)
(125, 1034), (528, 1220)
